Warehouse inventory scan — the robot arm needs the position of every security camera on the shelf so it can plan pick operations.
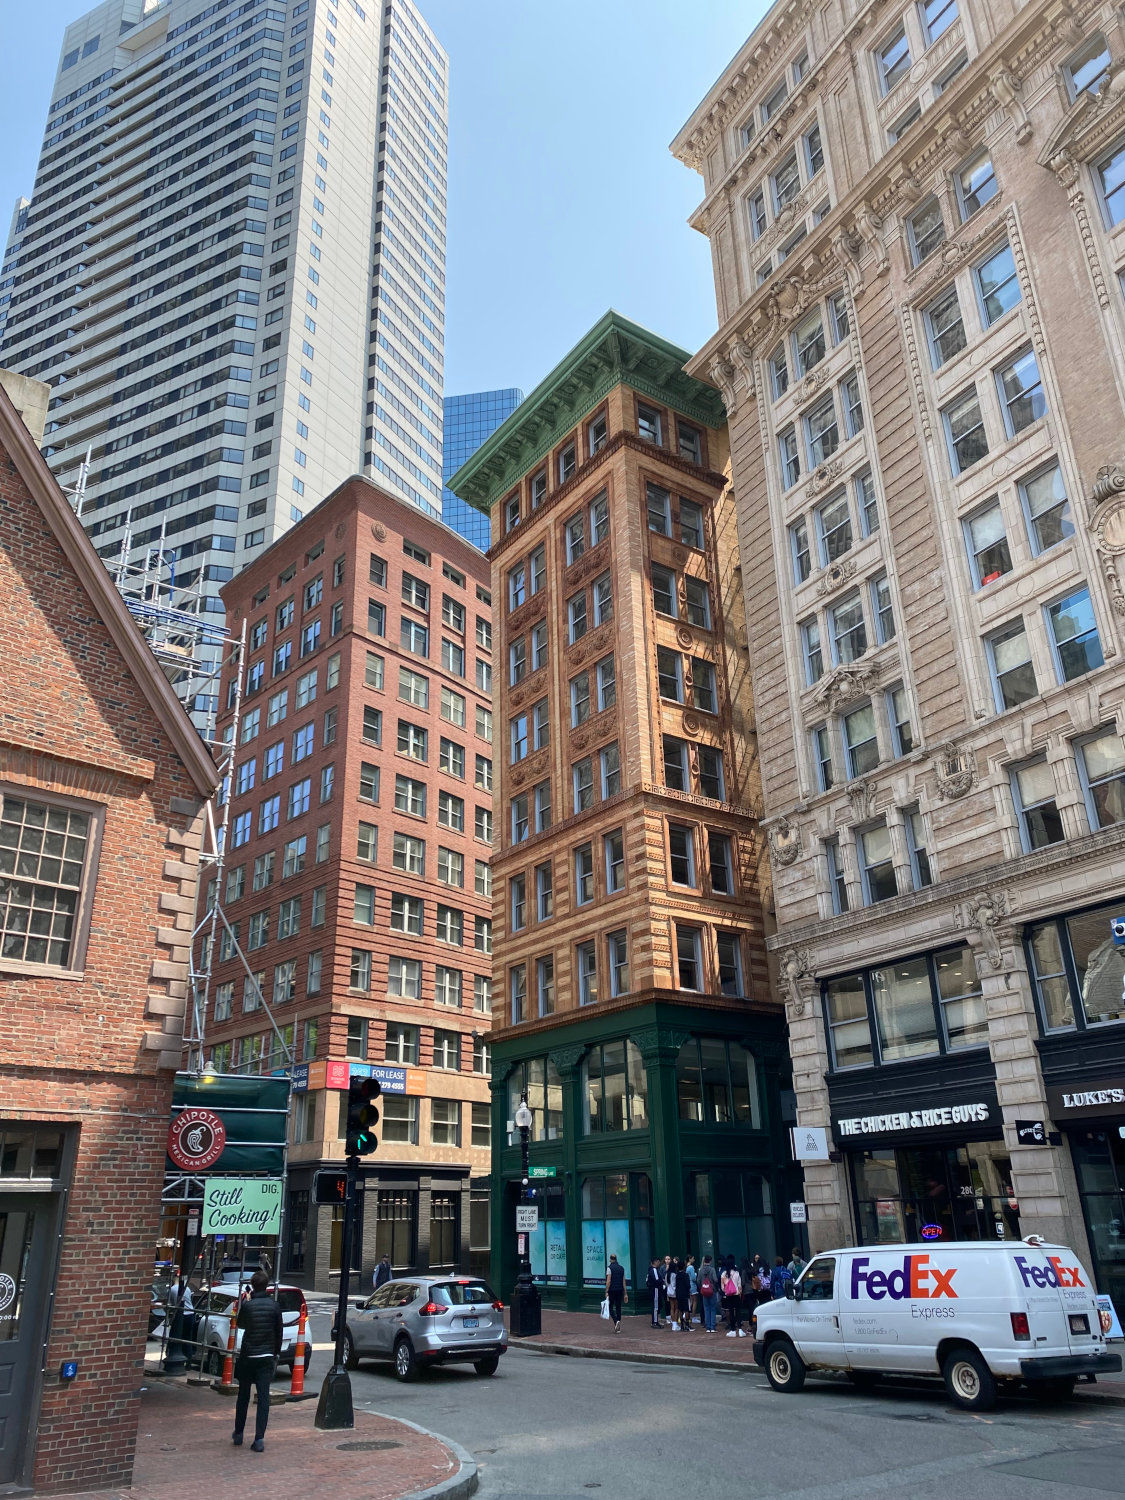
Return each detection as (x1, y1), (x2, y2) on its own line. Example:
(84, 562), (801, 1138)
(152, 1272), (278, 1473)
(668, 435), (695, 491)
(1113, 917), (1125, 946)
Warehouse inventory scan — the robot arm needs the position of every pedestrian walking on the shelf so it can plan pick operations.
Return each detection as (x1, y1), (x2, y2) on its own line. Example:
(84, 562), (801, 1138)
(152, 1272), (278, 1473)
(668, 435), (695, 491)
(232, 1270), (283, 1452)
(645, 1257), (663, 1327)
(373, 1253), (392, 1290)
(698, 1256), (719, 1332)
(605, 1254), (628, 1332)
(686, 1255), (699, 1323)
(675, 1260), (692, 1330)
(769, 1255), (793, 1302)
(721, 1263), (743, 1336)
(788, 1247), (807, 1277)
(661, 1254), (673, 1323)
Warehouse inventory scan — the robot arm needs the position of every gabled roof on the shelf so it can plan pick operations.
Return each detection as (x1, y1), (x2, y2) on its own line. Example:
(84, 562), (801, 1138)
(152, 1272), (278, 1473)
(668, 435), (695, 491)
(447, 311), (727, 515)
(0, 383), (219, 798)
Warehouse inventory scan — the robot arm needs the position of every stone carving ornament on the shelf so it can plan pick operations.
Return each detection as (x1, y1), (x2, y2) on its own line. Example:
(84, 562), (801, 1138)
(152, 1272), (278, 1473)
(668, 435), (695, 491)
(934, 741), (978, 799)
(816, 558), (857, 596)
(781, 947), (816, 1016)
(770, 815), (801, 866)
(804, 458), (845, 498)
(962, 889), (1009, 971)
(1091, 464), (1125, 616)
(812, 658), (882, 713)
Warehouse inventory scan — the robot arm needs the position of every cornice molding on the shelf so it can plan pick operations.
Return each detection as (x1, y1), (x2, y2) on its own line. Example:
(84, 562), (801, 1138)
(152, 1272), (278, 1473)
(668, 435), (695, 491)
(447, 313), (726, 515)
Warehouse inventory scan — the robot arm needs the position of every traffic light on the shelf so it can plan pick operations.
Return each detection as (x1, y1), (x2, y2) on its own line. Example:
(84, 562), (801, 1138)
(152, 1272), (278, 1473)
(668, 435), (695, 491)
(314, 1170), (349, 1205)
(345, 1075), (381, 1156)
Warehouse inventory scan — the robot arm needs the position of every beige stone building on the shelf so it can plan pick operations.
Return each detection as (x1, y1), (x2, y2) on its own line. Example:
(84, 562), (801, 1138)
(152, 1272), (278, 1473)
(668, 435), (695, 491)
(674, 0), (1125, 1313)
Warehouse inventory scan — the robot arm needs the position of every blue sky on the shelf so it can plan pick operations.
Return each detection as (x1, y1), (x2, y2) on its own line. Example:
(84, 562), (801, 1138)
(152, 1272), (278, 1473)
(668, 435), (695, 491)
(0, 1), (766, 396)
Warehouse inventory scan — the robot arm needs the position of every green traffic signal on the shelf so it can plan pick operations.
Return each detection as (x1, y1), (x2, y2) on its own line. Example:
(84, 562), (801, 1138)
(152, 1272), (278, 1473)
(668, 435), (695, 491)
(345, 1074), (382, 1156)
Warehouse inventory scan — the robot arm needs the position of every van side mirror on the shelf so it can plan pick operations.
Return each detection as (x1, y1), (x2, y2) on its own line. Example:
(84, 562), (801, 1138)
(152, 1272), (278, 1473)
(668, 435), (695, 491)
(785, 1281), (798, 1300)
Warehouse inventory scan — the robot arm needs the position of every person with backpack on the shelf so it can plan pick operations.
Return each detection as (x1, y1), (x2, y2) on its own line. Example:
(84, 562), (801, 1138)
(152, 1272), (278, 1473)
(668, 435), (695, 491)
(674, 1259), (692, 1331)
(697, 1256), (719, 1332)
(721, 1262), (743, 1336)
(769, 1255), (793, 1301)
(605, 1253), (627, 1332)
(666, 1258), (681, 1330)
(645, 1257), (663, 1328)
(685, 1255), (699, 1324)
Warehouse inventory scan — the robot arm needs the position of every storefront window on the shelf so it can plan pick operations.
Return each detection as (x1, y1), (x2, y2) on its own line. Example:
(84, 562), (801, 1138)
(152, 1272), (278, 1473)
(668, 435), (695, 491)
(851, 1143), (1019, 1245)
(528, 1182), (566, 1284)
(1027, 900), (1125, 1031)
(579, 1173), (652, 1288)
(507, 1057), (564, 1141)
(871, 957), (939, 1061)
(675, 1040), (761, 1126)
(685, 1168), (774, 1265)
(1056, 1131), (1125, 1317)
(583, 1040), (647, 1133)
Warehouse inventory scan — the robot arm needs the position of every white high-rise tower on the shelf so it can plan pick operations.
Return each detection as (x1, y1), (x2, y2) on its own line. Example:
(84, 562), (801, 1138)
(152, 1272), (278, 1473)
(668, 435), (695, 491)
(0, 0), (447, 649)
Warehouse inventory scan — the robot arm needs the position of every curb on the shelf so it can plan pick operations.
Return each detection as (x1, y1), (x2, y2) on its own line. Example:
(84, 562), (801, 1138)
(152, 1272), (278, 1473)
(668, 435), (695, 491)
(508, 1340), (1125, 1406)
(509, 1338), (764, 1376)
(370, 1413), (479, 1500)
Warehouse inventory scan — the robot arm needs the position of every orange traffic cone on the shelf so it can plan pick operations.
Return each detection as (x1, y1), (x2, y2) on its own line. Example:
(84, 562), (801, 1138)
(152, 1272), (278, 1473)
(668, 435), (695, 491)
(214, 1303), (238, 1394)
(287, 1302), (309, 1400)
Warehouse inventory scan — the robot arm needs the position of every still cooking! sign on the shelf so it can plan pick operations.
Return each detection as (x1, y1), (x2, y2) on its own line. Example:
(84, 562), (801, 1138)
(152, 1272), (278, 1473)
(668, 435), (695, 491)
(201, 1177), (283, 1236)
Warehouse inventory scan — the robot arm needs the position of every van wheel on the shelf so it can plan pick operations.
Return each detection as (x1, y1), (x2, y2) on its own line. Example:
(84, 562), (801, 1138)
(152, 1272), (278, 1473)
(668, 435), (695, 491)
(942, 1347), (996, 1411)
(764, 1338), (806, 1394)
(847, 1370), (882, 1391)
(1027, 1377), (1076, 1403)
(394, 1337), (419, 1383)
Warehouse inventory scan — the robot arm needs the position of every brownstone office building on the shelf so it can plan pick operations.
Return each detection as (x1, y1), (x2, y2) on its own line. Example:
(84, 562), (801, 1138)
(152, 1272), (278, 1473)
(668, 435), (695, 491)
(675, 0), (1125, 1309)
(208, 478), (495, 1288)
(449, 314), (796, 1307)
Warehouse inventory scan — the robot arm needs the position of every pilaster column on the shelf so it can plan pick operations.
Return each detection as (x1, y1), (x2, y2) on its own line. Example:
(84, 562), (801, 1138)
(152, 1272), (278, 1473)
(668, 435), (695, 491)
(632, 1027), (692, 1265)
(549, 1044), (588, 1310)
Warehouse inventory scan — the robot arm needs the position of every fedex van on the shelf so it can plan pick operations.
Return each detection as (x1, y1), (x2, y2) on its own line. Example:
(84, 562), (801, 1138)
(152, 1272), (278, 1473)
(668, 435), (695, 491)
(753, 1237), (1121, 1410)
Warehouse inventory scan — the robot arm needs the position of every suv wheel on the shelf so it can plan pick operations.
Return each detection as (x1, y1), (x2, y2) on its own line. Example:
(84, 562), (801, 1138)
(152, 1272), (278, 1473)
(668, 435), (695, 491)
(764, 1338), (806, 1394)
(394, 1337), (419, 1383)
(474, 1355), (500, 1377)
(343, 1330), (359, 1371)
(942, 1347), (996, 1411)
(203, 1346), (222, 1377)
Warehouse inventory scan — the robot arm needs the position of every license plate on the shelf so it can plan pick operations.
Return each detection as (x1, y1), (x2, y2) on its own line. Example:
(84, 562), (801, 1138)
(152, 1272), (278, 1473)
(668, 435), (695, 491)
(462, 1316), (479, 1328)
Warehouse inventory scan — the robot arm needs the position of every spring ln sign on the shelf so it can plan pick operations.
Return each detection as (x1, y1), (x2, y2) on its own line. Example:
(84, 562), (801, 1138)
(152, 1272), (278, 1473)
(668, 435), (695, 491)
(202, 1177), (283, 1236)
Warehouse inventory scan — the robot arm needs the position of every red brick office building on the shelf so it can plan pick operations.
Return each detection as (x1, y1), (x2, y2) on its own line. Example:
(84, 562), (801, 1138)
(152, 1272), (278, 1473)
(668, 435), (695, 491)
(0, 380), (217, 1492)
(209, 478), (495, 1288)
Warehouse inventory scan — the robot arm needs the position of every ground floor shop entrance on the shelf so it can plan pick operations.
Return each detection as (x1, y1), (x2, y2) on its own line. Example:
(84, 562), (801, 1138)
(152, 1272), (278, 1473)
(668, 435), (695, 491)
(847, 1140), (1020, 1245)
(0, 1192), (57, 1486)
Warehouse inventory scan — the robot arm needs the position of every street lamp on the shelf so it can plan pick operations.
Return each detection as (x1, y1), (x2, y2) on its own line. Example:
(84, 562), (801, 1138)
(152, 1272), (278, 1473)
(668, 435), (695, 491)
(509, 1093), (541, 1336)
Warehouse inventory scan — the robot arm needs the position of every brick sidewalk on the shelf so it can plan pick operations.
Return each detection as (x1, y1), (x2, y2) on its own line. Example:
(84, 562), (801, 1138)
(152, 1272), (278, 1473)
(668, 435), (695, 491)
(510, 1307), (762, 1369)
(40, 1374), (466, 1500)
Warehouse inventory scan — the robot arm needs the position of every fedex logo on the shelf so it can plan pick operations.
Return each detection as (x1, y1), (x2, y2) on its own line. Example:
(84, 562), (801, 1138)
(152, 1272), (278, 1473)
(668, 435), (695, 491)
(850, 1254), (957, 1301)
(1015, 1255), (1085, 1289)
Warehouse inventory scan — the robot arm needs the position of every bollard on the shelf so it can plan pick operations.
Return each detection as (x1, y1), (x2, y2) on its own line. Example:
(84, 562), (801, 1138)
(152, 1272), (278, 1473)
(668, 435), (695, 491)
(287, 1301), (309, 1400)
(213, 1305), (238, 1395)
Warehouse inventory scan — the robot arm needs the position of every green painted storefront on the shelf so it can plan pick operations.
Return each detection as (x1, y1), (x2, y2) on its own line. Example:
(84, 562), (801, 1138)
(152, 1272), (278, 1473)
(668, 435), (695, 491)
(489, 999), (799, 1311)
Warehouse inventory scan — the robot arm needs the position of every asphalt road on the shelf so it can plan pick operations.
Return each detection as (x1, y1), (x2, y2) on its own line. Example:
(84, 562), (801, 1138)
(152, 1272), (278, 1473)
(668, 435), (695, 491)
(305, 1305), (1125, 1499)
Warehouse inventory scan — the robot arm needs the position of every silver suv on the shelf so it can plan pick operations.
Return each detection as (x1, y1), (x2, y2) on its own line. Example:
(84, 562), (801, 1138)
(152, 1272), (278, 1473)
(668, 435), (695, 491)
(339, 1276), (508, 1381)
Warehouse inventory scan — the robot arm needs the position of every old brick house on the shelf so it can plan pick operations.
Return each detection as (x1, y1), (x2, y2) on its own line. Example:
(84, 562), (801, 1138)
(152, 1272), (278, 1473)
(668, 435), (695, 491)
(0, 380), (218, 1493)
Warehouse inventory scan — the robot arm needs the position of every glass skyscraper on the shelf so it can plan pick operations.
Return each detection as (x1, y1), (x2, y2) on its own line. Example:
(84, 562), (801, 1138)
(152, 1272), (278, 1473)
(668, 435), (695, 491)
(442, 389), (522, 549)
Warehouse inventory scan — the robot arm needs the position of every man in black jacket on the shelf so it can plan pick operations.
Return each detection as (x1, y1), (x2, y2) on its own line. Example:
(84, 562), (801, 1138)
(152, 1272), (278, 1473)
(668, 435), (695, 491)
(233, 1270), (284, 1451)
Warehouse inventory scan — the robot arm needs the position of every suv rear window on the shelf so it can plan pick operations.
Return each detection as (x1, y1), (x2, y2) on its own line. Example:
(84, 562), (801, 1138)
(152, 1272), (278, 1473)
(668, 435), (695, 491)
(430, 1280), (496, 1306)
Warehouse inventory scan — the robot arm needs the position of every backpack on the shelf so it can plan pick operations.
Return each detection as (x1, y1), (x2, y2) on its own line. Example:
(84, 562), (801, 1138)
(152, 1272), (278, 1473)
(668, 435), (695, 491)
(722, 1274), (737, 1297)
(770, 1266), (792, 1297)
(699, 1273), (715, 1298)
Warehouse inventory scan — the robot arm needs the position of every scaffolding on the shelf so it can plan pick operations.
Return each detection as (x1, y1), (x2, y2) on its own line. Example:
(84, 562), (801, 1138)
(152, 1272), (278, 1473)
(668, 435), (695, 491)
(62, 472), (294, 1078)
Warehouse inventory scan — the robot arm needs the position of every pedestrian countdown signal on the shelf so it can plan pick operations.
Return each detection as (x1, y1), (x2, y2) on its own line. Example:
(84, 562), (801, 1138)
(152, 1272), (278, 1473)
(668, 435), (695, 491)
(314, 1170), (349, 1205)
(345, 1075), (381, 1156)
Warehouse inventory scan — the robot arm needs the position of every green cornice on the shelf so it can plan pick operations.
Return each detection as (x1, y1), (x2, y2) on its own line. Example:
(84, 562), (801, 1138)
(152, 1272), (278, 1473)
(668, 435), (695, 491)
(447, 310), (727, 514)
